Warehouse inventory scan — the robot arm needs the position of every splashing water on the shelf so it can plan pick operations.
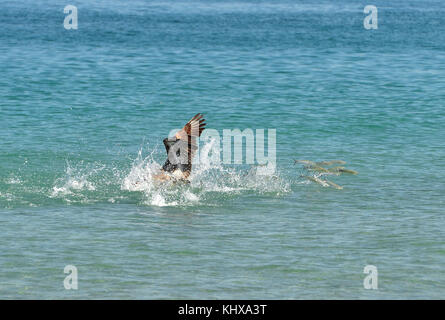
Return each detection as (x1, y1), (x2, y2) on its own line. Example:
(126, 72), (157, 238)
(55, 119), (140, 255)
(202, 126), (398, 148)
(121, 138), (291, 206)
(51, 161), (105, 197)
(1, 139), (290, 208)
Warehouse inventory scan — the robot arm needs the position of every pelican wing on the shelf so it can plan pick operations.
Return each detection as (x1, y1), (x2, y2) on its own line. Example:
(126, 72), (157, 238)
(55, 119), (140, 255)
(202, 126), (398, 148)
(175, 113), (206, 139)
(172, 113), (206, 177)
(180, 113), (206, 163)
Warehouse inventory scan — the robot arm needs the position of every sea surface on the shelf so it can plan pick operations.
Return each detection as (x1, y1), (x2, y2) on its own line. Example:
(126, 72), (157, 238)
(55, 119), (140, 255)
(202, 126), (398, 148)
(1, 0), (444, 299)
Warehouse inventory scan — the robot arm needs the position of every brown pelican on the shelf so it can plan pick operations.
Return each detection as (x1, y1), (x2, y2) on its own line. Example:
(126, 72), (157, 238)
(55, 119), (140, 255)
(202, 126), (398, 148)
(153, 113), (206, 182)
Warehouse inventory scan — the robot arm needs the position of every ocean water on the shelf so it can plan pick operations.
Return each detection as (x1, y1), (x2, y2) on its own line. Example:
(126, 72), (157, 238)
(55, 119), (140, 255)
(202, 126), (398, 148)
(1, 0), (445, 299)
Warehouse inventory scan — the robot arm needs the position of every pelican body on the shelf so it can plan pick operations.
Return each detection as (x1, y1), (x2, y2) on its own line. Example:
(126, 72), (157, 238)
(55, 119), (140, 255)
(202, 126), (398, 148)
(153, 113), (206, 182)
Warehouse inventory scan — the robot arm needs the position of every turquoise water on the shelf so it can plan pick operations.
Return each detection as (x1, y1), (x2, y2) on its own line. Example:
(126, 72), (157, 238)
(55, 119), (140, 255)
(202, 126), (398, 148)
(1, 0), (445, 299)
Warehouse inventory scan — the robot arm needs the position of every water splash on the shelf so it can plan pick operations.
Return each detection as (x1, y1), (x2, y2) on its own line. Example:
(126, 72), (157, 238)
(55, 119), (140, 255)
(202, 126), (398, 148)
(121, 138), (290, 206)
(1, 140), (290, 208)
(51, 161), (104, 197)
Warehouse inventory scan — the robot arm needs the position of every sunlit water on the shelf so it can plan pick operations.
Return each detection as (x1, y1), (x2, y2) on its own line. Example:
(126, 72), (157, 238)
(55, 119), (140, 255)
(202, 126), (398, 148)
(1, 0), (444, 299)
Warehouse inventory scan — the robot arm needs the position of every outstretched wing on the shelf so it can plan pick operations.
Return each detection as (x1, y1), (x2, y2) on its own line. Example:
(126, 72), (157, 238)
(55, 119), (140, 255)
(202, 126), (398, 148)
(161, 113), (206, 178)
(175, 113), (206, 141)
(176, 114), (206, 174)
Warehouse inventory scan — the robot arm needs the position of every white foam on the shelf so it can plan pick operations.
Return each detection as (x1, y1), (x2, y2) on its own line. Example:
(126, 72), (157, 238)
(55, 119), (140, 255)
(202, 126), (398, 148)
(51, 161), (98, 197)
(47, 140), (290, 207)
(6, 177), (21, 184)
(121, 139), (290, 207)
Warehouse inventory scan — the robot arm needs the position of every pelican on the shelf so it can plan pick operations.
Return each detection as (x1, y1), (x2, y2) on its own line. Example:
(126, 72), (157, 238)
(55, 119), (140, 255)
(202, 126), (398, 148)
(153, 113), (206, 182)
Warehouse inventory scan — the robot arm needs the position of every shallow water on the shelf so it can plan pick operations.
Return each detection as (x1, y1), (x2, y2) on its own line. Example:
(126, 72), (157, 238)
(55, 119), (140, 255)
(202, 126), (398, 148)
(1, 0), (445, 299)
